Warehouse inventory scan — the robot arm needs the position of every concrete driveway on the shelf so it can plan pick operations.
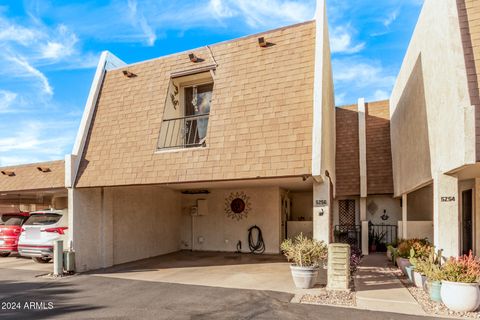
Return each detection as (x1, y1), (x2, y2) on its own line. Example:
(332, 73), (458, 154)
(91, 251), (327, 295)
(0, 266), (448, 320)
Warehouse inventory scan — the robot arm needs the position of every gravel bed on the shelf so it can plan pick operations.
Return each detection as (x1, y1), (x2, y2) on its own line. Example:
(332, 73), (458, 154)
(395, 269), (480, 319)
(300, 280), (356, 307)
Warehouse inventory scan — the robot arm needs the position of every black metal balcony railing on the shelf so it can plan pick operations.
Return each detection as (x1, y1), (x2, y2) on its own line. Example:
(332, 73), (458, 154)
(334, 224), (361, 249)
(158, 114), (209, 149)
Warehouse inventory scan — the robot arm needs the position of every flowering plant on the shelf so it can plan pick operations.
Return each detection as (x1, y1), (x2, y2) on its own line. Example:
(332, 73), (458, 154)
(441, 252), (480, 283)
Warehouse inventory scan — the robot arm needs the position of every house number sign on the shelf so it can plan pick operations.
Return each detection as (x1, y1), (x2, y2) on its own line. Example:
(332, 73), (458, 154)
(315, 200), (328, 207)
(441, 196), (455, 202)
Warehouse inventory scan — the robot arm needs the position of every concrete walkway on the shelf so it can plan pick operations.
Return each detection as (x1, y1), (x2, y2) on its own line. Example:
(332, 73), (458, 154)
(355, 253), (425, 316)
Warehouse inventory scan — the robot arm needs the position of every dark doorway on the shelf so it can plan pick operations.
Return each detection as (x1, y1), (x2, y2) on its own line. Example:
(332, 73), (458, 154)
(462, 189), (473, 255)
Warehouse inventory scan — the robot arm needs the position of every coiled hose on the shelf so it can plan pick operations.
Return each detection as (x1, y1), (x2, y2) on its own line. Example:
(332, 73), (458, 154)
(248, 225), (265, 254)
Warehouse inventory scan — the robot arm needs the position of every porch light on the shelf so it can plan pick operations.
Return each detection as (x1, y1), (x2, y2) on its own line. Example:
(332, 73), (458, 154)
(36, 167), (51, 173)
(122, 70), (137, 78)
(188, 53), (199, 63)
(1, 170), (15, 176)
(258, 37), (267, 47)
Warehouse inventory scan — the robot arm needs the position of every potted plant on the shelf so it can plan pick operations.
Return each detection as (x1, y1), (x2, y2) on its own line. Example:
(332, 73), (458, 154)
(425, 263), (443, 302)
(410, 247), (439, 290)
(440, 252), (480, 312)
(280, 233), (328, 289)
(408, 242), (433, 285)
(368, 230), (385, 253)
(387, 245), (394, 261)
(396, 240), (412, 275)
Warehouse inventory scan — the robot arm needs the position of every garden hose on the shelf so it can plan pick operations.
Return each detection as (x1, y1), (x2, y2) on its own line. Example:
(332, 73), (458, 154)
(248, 225), (265, 254)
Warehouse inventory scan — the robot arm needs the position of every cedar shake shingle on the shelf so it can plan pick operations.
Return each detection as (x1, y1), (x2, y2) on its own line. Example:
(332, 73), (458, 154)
(76, 21), (315, 188)
(0, 160), (65, 192)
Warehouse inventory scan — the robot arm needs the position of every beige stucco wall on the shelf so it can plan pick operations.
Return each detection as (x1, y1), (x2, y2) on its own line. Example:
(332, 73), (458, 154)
(390, 0), (475, 197)
(180, 187), (281, 254)
(110, 186), (182, 265)
(398, 221), (434, 242)
(71, 186), (182, 271)
(366, 195), (401, 226)
(407, 184), (433, 221)
(290, 191), (313, 221)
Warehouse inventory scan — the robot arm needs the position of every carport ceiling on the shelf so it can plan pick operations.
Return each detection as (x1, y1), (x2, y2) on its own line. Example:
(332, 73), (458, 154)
(0, 188), (66, 205)
(165, 176), (313, 192)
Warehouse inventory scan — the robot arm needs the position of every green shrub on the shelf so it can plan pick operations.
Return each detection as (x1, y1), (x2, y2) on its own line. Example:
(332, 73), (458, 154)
(280, 233), (328, 267)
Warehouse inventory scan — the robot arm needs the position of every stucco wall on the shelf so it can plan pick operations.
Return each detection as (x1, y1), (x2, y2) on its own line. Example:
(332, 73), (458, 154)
(398, 221), (434, 242)
(290, 191), (313, 221)
(180, 187), (281, 254)
(407, 184), (433, 221)
(366, 195), (401, 226)
(390, 0), (475, 196)
(109, 186), (182, 265)
(71, 186), (182, 270)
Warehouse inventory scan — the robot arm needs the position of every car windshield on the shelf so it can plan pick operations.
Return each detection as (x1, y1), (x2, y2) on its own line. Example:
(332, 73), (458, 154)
(24, 214), (62, 226)
(0, 215), (28, 226)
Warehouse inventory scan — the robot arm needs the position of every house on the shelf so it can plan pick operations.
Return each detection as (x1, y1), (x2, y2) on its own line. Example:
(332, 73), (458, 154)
(63, 1), (336, 271)
(389, 0), (480, 258)
(0, 0), (478, 271)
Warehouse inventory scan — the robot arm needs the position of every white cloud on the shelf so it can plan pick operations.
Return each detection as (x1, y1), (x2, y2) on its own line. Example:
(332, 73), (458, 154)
(127, 0), (157, 46)
(207, 0), (314, 28)
(333, 59), (395, 87)
(330, 25), (365, 54)
(39, 24), (78, 60)
(373, 89), (390, 101)
(7, 56), (53, 96)
(383, 8), (400, 27)
(0, 90), (17, 113)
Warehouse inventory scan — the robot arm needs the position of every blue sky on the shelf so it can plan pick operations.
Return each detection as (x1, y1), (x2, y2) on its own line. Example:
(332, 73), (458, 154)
(0, 0), (423, 166)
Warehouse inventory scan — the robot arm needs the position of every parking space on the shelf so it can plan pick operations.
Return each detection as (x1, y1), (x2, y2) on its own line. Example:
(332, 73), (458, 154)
(91, 250), (327, 295)
(0, 253), (52, 273)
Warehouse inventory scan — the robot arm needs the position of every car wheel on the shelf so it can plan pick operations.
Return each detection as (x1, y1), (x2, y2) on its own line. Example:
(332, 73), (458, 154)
(32, 257), (51, 263)
(0, 252), (10, 257)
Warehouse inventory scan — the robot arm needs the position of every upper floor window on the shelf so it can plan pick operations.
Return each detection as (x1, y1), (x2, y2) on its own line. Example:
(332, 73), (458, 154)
(158, 72), (213, 150)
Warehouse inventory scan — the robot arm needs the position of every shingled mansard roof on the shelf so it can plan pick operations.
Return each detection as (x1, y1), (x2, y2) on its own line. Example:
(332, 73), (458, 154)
(76, 21), (316, 188)
(0, 160), (65, 192)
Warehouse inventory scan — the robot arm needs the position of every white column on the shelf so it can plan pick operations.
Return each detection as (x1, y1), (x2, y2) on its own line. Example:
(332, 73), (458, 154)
(433, 173), (460, 258)
(402, 194), (408, 239)
(313, 176), (332, 243)
(358, 98), (369, 255)
(360, 198), (368, 255)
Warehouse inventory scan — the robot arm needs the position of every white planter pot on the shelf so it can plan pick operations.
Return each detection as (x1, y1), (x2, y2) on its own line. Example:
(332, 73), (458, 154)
(413, 271), (425, 289)
(290, 265), (319, 289)
(440, 280), (480, 312)
(386, 251), (392, 261)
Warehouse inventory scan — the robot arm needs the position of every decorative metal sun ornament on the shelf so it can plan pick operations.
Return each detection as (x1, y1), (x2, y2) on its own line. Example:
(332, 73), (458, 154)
(225, 191), (251, 221)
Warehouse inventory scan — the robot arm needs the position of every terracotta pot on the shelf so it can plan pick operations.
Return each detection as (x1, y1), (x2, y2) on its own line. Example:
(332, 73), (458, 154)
(441, 281), (480, 312)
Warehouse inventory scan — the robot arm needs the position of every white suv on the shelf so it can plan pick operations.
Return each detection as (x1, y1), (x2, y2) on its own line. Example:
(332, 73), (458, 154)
(18, 209), (68, 263)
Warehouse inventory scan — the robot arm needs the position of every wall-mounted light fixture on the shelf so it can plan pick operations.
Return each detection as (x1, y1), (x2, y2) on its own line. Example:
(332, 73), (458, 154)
(188, 53), (199, 63)
(36, 167), (51, 173)
(1, 170), (15, 176)
(122, 70), (137, 78)
(258, 37), (267, 47)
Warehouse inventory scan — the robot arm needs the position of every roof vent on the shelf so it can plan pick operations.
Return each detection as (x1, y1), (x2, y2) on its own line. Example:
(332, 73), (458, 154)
(36, 167), (51, 173)
(258, 37), (267, 47)
(1, 170), (15, 176)
(188, 53), (201, 63)
(122, 70), (137, 78)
